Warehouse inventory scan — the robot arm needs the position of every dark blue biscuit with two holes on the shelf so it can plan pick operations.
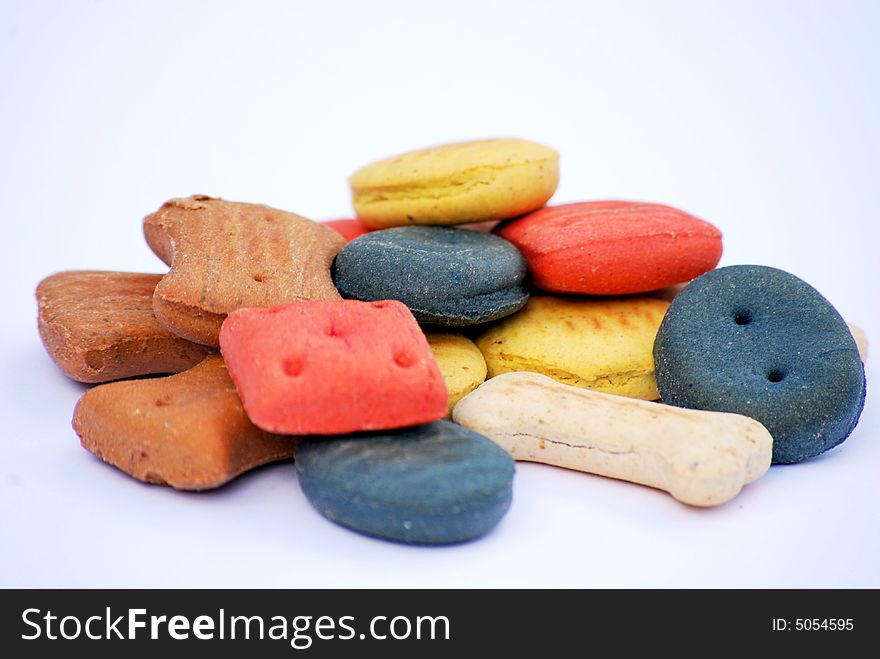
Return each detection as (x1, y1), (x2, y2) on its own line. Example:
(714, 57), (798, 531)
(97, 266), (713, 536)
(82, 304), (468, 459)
(295, 420), (515, 544)
(653, 265), (865, 464)
(331, 226), (528, 326)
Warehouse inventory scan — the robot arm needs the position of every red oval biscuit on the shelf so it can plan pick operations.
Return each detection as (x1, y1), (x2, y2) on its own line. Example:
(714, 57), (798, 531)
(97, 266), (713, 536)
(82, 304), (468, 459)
(496, 201), (723, 295)
(322, 218), (370, 242)
(219, 300), (447, 435)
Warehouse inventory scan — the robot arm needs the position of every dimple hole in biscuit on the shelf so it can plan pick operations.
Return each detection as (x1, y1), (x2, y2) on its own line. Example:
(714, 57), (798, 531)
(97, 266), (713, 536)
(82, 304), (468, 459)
(767, 369), (786, 383)
(253, 274), (267, 283)
(283, 355), (305, 377)
(733, 311), (751, 326)
(394, 349), (416, 368)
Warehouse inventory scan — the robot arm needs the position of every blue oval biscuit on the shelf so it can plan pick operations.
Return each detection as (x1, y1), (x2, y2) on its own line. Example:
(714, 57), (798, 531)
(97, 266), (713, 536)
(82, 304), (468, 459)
(653, 265), (866, 464)
(295, 420), (515, 544)
(332, 226), (528, 325)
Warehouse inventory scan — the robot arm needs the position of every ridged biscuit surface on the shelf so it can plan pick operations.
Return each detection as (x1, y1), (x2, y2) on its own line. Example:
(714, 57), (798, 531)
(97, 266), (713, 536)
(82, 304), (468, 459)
(144, 195), (344, 346)
(476, 295), (669, 399)
(349, 138), (559, 228)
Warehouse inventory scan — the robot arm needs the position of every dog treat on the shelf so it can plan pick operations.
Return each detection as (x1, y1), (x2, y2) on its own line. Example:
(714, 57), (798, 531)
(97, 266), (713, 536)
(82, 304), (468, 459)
(296, 420), (515, 544)
(476, 295), (669, 399)
(322, 218), (370, 242)
(496, 201), (723, 295)
(349, 138), (559, 229)
(654, 265), (866, 464)
(649, 283), (869, 363)
(36, 130), (874, 549)
(219, 299), (447, 435)
(453, 372), (772, 507)
(427, 333), (488, 416)
(333, 226), (529, 326)
(72, 355), (294, 490)
(144, 195), (344, 347)
(36, 271), (212, 383)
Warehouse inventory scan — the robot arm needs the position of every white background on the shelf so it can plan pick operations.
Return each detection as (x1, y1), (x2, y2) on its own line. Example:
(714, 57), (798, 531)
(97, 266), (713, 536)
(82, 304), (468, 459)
(1, 0), (878, 587)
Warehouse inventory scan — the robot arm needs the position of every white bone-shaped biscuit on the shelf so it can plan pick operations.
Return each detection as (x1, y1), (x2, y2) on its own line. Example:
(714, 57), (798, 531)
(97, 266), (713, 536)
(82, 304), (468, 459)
(453, 371), (773, 507)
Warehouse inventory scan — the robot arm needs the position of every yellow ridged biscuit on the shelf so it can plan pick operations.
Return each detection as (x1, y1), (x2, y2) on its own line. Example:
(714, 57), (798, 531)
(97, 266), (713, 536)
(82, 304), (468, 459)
(427, 333), (488, 416)
(349, 138), (559, 229)
(476, 295), (669, 399)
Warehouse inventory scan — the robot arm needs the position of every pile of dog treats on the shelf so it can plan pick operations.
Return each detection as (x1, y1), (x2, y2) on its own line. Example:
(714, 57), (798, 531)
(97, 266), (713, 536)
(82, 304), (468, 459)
(36, 138), (868, 544)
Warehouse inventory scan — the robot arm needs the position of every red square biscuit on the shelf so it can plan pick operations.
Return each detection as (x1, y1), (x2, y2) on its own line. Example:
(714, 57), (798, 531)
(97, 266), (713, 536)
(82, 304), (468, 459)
(219, 300), (447, 435)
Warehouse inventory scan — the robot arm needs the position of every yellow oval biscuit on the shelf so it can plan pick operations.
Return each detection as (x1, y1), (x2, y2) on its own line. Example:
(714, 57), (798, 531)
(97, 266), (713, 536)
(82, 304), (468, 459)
(427, 333), (488, 416)
(476, 296), (669, 400)
(349, 138), (559, 229)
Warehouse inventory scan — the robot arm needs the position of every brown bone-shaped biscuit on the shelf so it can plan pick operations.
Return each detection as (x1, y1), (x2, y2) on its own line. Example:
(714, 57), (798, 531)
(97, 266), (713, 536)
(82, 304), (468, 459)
(72, 355), (296, 490)
(37, 271), (212, 383)
(144, 195), (345, 346)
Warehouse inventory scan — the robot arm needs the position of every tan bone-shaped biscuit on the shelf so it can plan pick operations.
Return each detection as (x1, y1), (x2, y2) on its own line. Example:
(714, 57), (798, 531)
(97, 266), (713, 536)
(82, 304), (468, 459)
(453, 371), (773, 506)
(848, 323), (868, 363)
(37, 271), (212, 383)
(144, 195), (345, 346)
(72, 355), (296, 490)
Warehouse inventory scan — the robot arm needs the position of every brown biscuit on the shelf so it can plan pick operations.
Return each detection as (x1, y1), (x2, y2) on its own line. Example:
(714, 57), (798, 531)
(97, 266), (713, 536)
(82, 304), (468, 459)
(37, 271), (212, 383)
(72, 355), (296, 490)
(144, 195), (345, 346)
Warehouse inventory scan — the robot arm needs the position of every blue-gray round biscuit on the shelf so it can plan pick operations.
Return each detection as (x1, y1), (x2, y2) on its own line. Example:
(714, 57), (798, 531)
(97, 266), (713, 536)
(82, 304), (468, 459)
(331, 226), (528, 325)
(295, 420), (515, 544)
(653, 265), (865, 464)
